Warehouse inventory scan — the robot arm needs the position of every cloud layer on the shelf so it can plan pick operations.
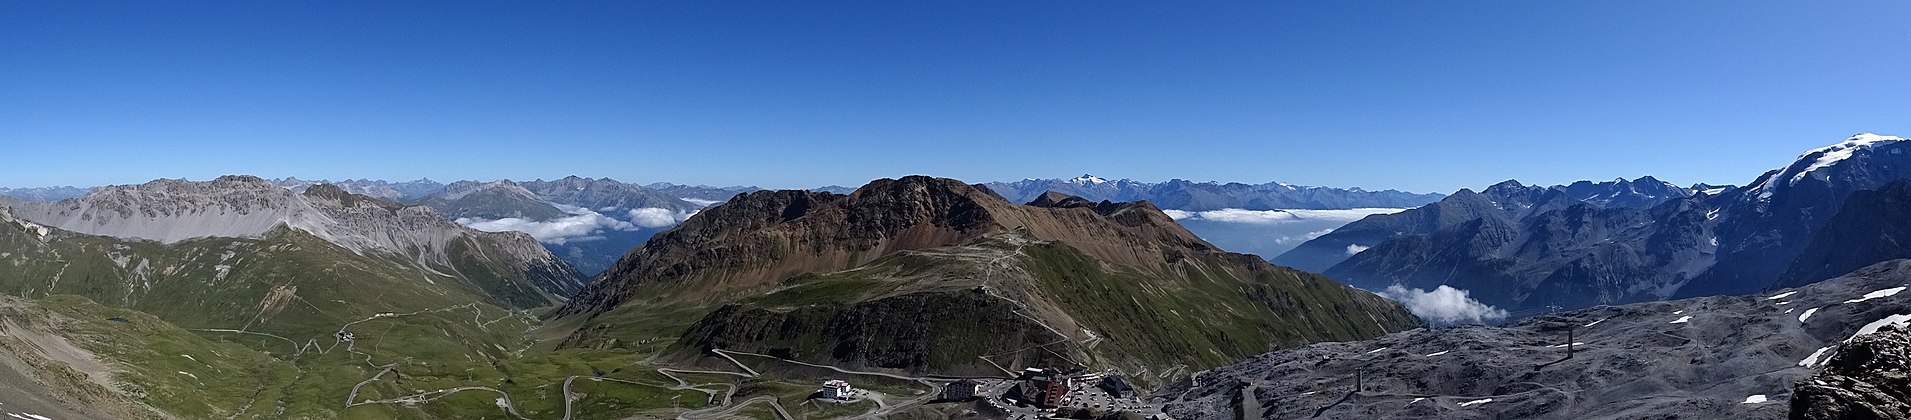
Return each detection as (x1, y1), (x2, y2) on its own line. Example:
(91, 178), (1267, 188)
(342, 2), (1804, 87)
(457, 205), (697, 244)
(1378, 285), (1508, 326)
(1162, 208), (1406, 225)
(628, 207), (696, 228)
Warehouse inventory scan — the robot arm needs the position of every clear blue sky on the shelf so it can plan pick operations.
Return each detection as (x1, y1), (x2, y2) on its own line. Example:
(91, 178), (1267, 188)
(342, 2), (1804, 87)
(3, 1), (1907, 192)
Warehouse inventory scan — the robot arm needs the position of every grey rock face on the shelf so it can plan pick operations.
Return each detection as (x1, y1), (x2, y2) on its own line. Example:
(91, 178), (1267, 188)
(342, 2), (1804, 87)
(1790, 324), (1911, 420)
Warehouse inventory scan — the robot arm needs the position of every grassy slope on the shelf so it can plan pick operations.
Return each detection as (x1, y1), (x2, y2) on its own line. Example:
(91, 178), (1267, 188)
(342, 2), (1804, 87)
(1016, 242), (1414, 371)
(0, 222), (716, 419)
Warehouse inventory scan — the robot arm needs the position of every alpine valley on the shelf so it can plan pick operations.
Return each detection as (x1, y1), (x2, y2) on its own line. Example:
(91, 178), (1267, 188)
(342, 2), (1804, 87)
(4, 134), (1911, 419)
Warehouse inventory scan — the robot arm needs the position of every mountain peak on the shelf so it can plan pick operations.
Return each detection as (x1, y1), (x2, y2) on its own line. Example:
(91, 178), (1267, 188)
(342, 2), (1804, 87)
(1068, 174), (1110, 184)
(1026, 191), (1085, 207)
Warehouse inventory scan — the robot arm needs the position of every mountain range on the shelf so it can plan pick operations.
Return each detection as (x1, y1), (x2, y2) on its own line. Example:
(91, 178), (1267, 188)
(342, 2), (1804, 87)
(0, 185), (92, 202)
(984, 174), (1446, 211)
(1275, 133), (1911, 316)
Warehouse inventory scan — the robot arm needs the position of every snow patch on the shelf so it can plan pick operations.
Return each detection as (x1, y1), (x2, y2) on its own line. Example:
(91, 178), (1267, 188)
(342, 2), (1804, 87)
(1366, 347), (1389, 354)
(1788, 133), (1906, 184)
(1546, 342), (1586, 348)
(1068, 174), (1109, 184)
(1800, 346), (1834, 367)
(1424, 350), (1449, 357)
(1670, 316), (1691, 324)
(1845, 287), (1906, 304)
(1768, 291), (1799, 300)
(1799, 308), (1820, 322)
(1743, 395), (1767, 404)
(1584, 319), (1605, 327)
(1846, 314), (1911, 343)
(1458, 398), (1494, 407)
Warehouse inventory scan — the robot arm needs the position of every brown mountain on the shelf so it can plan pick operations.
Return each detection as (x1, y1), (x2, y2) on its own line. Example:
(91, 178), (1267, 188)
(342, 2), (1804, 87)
(551, 176), (1419, 380)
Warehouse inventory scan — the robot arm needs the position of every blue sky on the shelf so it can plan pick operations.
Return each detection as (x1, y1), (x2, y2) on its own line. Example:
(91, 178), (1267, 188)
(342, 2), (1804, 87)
(3, 1), (1907, 192)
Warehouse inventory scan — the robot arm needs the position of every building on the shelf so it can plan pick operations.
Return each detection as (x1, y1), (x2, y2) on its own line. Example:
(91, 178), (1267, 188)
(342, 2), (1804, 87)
(1098, 375), (1134, 398)
(1042, 379), (1068, 408)
(939, 379), (981, 402)
(820, 379), (854, 400)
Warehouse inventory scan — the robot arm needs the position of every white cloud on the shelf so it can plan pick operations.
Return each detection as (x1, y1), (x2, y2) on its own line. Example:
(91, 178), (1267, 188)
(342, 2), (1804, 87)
(1276, 228), (1337, 245)
(458, 204), (667, 245)
(1168, 208), (1406, 225)
(681, 198), (721, 207)
(458, 211), (635, 245)
(628, 207), (697, 228)
(1378, 285), (1508, 326)
(1346, 244), (1371, 255)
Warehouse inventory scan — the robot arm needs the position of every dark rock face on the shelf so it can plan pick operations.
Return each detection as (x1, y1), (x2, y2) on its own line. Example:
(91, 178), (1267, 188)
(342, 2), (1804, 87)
(1790, 325), (1911, 420)
(1778, 180), (1911, 289)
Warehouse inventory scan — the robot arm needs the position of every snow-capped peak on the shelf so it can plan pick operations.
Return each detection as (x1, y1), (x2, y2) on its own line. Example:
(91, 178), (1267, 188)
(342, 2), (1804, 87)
(1788, 133), (1906, 184)
(1068, 174), (1109, 184)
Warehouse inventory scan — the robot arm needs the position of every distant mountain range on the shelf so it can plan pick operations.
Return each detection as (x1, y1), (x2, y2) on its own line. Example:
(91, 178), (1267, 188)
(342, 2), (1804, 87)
(1276, 133), (1911, 315)
(983, 174), (1446, 211)
(0, 185), (91, 201)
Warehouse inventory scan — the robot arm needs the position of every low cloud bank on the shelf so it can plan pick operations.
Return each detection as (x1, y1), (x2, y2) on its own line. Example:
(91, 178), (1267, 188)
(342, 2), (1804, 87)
(458, 205), (696, 244)
(628, 207), (696, 228)
(1162, 208), (1406, 225)
(1346, 244), (1371, 255)
(1378, 285), (1508, 326)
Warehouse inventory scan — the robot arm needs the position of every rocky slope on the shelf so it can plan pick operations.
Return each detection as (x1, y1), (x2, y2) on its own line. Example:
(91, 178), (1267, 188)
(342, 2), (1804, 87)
(1789, 322), (1911, 419)
(1159, 258), (1911, 419)
(985, 175), (1445, 211)
(553, 176), (1420, 379)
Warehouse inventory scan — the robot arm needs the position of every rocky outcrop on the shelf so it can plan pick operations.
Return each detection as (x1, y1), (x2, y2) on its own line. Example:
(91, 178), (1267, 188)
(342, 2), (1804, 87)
(1790, 325), (1911, 419)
